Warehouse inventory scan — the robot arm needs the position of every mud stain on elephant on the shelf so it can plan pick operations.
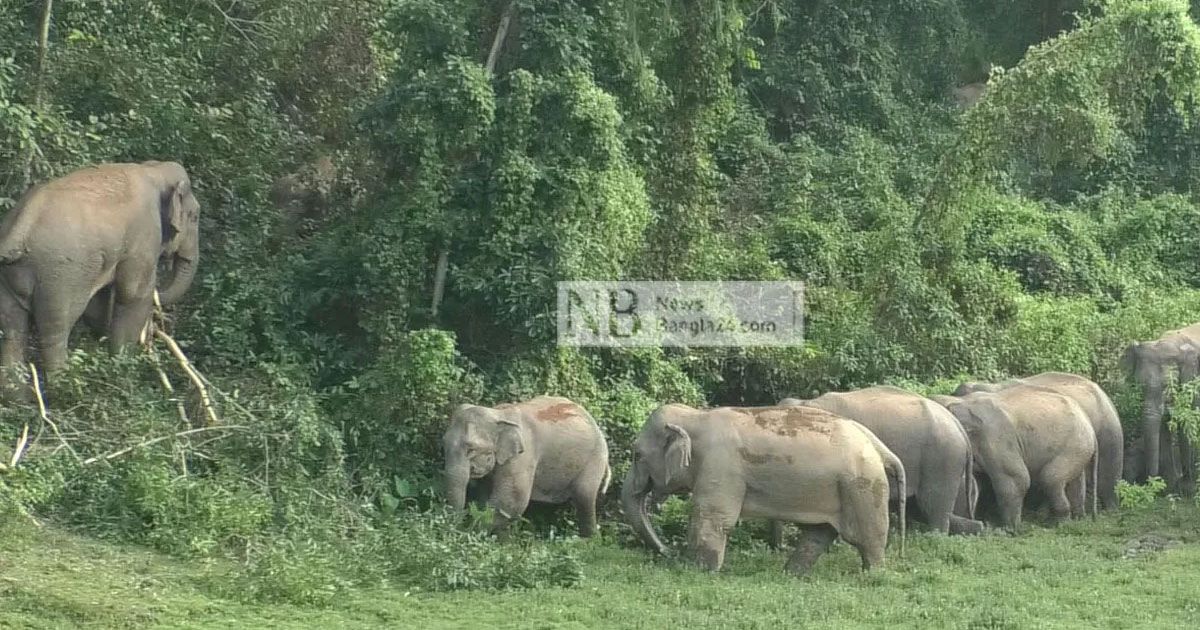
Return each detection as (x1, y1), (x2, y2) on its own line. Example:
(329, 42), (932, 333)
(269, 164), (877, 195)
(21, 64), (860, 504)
(737, 447), (791, 465)
(534, 402), (580, 423)
(735, 407), (835, 438)
(848, 476), (889, 503)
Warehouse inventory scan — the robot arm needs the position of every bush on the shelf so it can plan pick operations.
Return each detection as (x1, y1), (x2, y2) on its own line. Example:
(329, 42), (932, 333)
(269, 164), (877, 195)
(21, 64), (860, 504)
(1116, 478), (1167, 510)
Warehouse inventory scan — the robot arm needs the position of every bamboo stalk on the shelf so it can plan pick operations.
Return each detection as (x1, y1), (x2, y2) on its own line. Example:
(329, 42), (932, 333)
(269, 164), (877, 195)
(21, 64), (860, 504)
(29, 362), (79, 462)
(82, 425), (247, 465)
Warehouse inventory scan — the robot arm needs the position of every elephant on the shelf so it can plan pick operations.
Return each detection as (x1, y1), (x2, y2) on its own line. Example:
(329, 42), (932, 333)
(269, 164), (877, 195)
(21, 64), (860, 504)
(442, 396), (610, 538)
(621, 403), (905, 575)
(0, 161), (200, 392)
(953, 372), (1124, 510)
(779, 385), (983, 536)
(932, 384), (1098, 531)
(1120, 323), (1200, 495)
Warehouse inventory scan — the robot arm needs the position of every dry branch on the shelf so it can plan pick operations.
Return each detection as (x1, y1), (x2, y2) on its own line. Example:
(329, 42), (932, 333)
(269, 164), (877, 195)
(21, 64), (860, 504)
(82, 425), (248, 465)
(29, 362), (79, 462)
(9, 423), (29, 469)
(154, 329), (220, 427)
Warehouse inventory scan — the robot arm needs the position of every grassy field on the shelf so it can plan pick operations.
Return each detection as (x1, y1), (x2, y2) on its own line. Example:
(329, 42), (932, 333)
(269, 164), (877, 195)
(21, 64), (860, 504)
(1, 502), (1198, 630)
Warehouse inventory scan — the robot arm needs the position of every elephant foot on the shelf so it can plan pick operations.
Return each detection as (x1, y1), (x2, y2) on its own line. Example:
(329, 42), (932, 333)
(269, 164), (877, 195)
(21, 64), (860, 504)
(785, 524), (837, 576)
(947, 515), (984, 536)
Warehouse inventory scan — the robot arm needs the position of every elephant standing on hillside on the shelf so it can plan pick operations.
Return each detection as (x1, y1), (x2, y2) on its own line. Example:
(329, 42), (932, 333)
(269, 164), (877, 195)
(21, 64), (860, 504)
(780, 386), (983, 535)
(954, 372), (1124, 509)
(442, 396), (610, 538)
(621, 404), (905, 574)
(1120, 324), (1200, 495)
(0, 161), (201, 394)
(933, 385), (1097, 530)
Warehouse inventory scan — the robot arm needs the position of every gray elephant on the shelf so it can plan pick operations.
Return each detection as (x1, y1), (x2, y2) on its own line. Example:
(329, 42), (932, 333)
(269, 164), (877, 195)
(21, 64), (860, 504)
(621, 403), (905, 574)
(932, 384), (1097, 530)
(780, 385), (983, 535)
(1120, 323), (1200, 495)
(0, 161), (200, 389)
(442, 396), (610, 538)
(954, 372), (1124, 510)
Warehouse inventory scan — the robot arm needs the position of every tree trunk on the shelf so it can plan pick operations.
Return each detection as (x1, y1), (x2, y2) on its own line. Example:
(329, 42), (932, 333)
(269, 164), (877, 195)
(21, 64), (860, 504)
(20, 0), (54, 190)
(429, 0), (516, 320)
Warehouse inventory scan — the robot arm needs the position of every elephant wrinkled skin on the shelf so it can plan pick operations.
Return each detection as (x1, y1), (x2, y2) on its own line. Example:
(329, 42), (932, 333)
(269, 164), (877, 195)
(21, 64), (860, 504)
(0, 161), (200, 393)
(621, 404), (905, 575)
(1120, 324), (1200, 495)
(954, 372), (1124, 509)
(780, 386), (983, 535)
(933, 385), (1098, 531)
(442, 396), (610, 538)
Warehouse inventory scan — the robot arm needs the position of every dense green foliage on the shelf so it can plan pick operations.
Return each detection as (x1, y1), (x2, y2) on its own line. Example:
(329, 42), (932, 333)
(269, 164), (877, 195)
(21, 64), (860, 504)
(4, 0), (1200, 600)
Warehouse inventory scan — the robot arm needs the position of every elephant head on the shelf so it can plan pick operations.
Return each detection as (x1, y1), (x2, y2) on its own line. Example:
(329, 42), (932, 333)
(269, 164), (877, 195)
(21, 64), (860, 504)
(620, 414), (693, 555)
(1120, 339), (1200, 478)
(442, 404), (525, 512)
(142, 160), (201, 306)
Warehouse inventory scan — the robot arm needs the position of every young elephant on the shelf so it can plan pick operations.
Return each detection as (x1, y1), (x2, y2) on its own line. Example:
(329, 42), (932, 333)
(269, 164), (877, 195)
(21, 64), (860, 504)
(932, 385), (1098, 531)
(442, 396), (610, 538)
(954, 372), (1124, 510)
(781, 385), (983, 535)
(621, 404), (905, 574)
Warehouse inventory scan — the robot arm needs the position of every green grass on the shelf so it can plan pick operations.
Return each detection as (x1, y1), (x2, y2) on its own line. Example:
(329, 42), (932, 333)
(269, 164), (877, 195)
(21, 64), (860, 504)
(1, 502), (1199, 629)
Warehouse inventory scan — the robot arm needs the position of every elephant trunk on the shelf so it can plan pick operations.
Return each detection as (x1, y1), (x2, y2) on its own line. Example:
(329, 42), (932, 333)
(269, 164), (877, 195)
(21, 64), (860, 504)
(1141, 393), (1164, 478)
(620, 461), (667, 555)
(158, 237), (198, 306)
(444, 459), (470, 512)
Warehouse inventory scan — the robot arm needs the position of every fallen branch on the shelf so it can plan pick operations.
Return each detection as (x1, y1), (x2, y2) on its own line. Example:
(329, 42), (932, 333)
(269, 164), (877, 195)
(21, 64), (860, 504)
(153, 329), (220, 427)
(29, 362), (80, 463)
(8, 423), (29, 469)
(82, 425), (248, 465)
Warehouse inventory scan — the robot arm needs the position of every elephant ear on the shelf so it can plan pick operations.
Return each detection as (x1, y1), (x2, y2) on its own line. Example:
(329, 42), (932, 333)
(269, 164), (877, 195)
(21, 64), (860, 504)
(495, 419), (525, 466)
(160, 182), (186, 252)
(663, 423), (692, 486)
(1118, 343), (1141, 378)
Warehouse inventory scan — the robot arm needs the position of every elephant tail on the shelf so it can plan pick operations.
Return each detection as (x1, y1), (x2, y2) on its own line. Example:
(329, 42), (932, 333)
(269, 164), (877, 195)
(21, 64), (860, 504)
(965, 447), (978, 521)
(600, 463), (612, 497)
(873, 436), (906, 558)
(1090, 445), (1099, 519)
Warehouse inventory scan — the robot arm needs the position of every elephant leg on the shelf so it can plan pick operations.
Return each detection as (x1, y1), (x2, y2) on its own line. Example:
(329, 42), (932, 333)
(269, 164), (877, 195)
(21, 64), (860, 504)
(1176, 426), (1196, 497)
(1066, 471), (1086, 519)
(947, 514), (984, 535)
(767, 520), (786, 550)
(1038, 463), (1074, 525)
(32, 291), (86, 375)
(0, 289), (32, 400)
(108, 295), (154, 351)
(917, 485), (956, 534)
(784, 523), (837, 576)
(571, 486), (598, 538)
(991, 475), (1025, 532)
(1159, 421), (1181, 492)
(686, 499), (739, 572)
(486, 471), (533, 541)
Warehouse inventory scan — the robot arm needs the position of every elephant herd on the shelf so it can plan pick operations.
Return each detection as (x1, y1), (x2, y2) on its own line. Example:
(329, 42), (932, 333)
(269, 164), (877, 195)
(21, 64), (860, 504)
(1, 161), (1197, 574)
(445, 362), (1198, 575)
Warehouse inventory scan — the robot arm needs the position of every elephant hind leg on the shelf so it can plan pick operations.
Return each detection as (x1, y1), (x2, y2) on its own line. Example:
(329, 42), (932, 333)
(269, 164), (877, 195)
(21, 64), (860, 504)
(571, 485), (598, 538)
(1066, 471), (1086, 519)
(1038, 461), (1077, 525)
(784, 523), (837, 575)
(0, 289), (32, 399)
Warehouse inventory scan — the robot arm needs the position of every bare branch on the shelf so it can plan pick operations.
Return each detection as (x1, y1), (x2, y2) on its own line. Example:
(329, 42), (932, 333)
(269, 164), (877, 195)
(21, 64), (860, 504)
(29, 362), (79, 463)
(9, 423), (29, 469)
(83, 426), (249, 465)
